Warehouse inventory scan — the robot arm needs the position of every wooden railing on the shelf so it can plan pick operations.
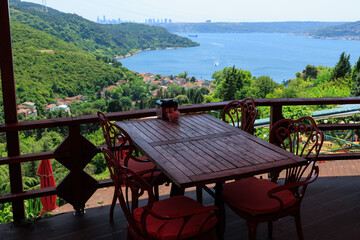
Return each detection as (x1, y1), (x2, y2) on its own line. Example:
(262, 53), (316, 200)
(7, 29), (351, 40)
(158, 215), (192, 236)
(1, 97), (360, 221)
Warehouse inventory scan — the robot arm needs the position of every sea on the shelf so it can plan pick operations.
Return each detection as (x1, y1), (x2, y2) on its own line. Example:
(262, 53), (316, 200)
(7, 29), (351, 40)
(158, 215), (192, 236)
(119, 33), (360, 83)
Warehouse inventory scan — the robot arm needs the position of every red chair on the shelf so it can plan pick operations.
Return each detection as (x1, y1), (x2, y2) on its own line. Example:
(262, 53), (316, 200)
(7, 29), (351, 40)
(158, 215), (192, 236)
(102, 147), (218, 240)
(222, 116), (323, 240)
(97, 111), (168, 222)
(222, 98), (258, 134)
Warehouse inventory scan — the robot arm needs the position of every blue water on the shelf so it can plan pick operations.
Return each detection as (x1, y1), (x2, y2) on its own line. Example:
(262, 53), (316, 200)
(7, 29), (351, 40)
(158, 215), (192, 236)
(119, 33), (360, 83)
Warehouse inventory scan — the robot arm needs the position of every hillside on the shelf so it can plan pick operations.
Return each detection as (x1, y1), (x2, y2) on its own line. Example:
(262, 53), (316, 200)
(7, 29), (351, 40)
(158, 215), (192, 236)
(9, 0), (199, 58)
(4, 0), (202, 109)
(10, 21), (134, 107)
(308, 21), (360, 40)
(151, 22), (346, 33)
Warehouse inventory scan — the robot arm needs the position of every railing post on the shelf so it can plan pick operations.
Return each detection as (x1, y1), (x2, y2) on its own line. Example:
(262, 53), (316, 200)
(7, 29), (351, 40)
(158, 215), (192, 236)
(270, 105), (283, 129)
(56, 122), (98, 215)
(0, 0), (25, 221)
(68, 124), (85, 214)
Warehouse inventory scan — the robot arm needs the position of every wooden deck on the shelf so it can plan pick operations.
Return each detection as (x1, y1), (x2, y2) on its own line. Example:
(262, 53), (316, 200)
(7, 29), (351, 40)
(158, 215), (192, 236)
(2, 163), (360, 240)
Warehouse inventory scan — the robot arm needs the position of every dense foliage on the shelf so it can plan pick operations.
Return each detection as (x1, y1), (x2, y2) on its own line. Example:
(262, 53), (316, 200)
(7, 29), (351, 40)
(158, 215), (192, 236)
(331, 52), (351, 80)
(351, 57), (360, 96)
(11, 22), (126, 105)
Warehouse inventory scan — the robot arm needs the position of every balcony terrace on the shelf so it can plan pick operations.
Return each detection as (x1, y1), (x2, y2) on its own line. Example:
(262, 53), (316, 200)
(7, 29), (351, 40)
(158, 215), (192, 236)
(0, 98), (360, 240)
(1, 163), (360, 239)
(1, 1), (360, 239)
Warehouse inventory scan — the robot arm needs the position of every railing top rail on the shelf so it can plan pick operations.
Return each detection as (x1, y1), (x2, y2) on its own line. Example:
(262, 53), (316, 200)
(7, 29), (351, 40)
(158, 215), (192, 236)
(0, 97), (359, 132)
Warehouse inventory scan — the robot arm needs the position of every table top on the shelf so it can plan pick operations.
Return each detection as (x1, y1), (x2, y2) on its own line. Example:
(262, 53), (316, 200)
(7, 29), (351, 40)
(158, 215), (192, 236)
(117, 114), (306, 188)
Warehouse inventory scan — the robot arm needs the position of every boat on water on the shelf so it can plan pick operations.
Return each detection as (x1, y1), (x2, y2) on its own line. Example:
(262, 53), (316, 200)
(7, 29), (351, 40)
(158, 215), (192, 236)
(214, 62), (219, 66)
(188, 34), (198, 37)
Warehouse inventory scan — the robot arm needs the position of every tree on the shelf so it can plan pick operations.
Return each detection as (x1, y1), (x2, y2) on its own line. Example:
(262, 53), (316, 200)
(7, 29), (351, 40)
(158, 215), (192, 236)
(351, 57), (360, 96)
(174, 95), (189, 105)
(111, 91), (120, 100)
(200, 87), (210, 95)
(107, 100), (122, 112)
(178, 71), (188, 79)
(194, 91), (204, 104)
(151, 85), (160, 91)
(218, 66), (251, 101)
(119, 97), (132, 111)
(122, 85), (131, 97)
(331, 52), (351, 80)
(302, 65), (318, 79)
(190, 76), (196, 84)
(253, 76), (279, 98)
(351, 73), (360, 96)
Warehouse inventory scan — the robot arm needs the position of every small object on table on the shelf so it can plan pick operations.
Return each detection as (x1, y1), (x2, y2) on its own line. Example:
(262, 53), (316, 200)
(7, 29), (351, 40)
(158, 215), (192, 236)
(168, 110), (180, 122)
(156, 98), (179, 121)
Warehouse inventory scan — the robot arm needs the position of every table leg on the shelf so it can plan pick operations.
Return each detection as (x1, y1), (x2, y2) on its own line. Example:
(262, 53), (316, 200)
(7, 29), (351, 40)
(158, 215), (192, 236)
(214, 182), (225, 240)
(170, 183), (184, 197)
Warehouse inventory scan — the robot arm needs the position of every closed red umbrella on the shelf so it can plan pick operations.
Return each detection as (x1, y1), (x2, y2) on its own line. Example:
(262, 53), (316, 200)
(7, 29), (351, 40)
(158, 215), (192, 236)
(36, 159), (58, 214)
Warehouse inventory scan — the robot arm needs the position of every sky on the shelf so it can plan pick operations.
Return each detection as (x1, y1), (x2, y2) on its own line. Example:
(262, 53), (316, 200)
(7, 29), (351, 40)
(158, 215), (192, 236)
(22, 0), (360, 23)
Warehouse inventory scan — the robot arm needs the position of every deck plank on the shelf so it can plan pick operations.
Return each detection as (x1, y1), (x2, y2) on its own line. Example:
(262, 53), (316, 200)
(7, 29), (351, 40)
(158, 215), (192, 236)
(1, 174), (360, 240)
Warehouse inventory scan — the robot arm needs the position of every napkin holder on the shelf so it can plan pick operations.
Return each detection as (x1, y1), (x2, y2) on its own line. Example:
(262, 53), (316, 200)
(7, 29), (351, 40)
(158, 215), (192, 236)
(156, 99), (178, 121)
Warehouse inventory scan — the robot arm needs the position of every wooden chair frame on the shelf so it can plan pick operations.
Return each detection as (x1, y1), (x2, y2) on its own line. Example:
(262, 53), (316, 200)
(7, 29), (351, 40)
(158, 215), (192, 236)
(223, 116), (323, 240)
(97, 111), (166, 222)
(221, 98), (258, 134)
(102, 148), (218, 240)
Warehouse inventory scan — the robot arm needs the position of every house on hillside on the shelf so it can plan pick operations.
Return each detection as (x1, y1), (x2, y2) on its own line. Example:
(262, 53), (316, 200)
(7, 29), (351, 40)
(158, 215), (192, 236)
(174, 78), (187, 85)
(140, 73), (155, 83)
(151, 89), (160, 97)
(183, 82), (194, 89)
(63, 95), (86, 103)
(45, 103), (57, 112)
(54, 97), (62, 102)
(116, 80), (126, 86)
(17, 101), (38, 118)
(200, 79), (211, 86)
(101, 85), (117, 97)
(149, 80), (162, 87)
(58, 104), (71, 114)
(194, 81), (203, 87)
(45, 103), (71, 114)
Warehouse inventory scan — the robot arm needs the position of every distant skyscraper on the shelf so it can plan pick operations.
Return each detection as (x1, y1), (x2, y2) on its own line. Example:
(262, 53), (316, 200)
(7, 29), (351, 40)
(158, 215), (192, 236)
(41, 0), (48, 12)
(164, 18), (168, 23)
(169, 19), (172, 23)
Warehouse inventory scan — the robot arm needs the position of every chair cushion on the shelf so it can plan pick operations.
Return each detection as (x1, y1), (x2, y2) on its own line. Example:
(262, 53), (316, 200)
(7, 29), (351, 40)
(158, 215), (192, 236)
(134, 196), (217, 240)
(222, 177), (297, 215)
(122, 156), (162, 180)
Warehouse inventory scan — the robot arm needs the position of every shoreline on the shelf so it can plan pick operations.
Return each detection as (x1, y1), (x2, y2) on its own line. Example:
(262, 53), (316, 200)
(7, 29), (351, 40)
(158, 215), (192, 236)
(115, 47), (184, 60)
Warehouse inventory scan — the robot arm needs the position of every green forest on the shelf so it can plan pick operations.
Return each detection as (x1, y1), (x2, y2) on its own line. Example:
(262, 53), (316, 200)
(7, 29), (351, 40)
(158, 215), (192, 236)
(2, 0), (360, 223)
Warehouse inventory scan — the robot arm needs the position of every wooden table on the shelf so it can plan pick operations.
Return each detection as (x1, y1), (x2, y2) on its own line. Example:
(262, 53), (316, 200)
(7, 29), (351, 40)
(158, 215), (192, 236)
(117, 113), (307, 239)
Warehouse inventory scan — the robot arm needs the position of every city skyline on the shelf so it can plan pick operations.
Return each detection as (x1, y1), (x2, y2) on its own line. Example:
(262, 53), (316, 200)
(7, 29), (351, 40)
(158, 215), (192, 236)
(96, 15), (173, 24)
(22, 0), (360, 23)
